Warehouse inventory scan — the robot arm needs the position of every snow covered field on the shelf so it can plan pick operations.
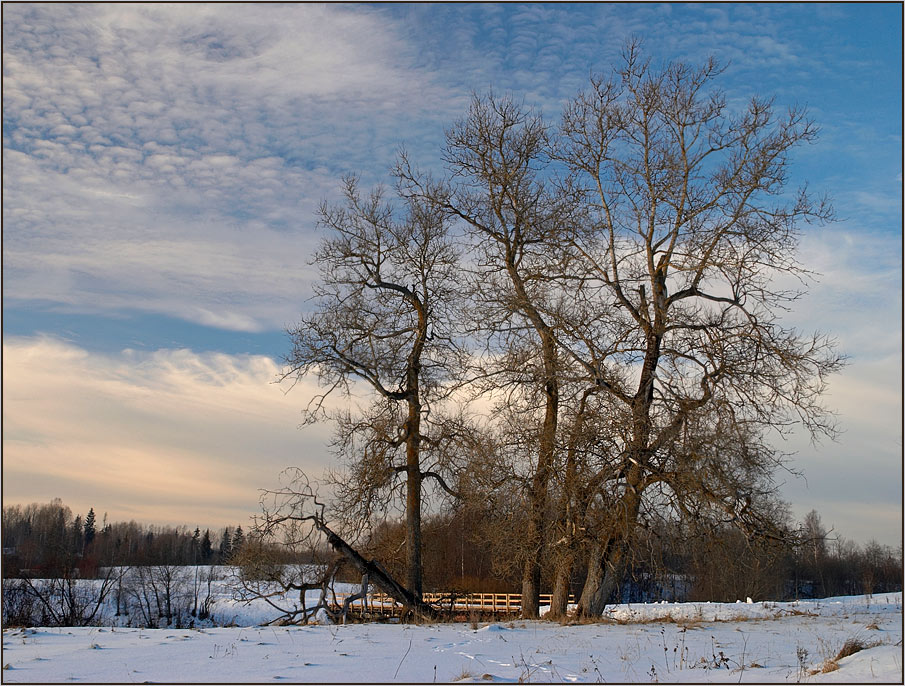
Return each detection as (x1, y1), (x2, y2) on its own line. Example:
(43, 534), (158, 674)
(2, 593), (901, 683)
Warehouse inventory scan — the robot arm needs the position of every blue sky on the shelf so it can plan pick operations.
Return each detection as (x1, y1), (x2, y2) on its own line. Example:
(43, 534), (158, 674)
(3, 3), (901, 543)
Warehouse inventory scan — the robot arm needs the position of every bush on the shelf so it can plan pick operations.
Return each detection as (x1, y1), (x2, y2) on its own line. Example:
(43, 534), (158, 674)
(2, 579), (37, 627)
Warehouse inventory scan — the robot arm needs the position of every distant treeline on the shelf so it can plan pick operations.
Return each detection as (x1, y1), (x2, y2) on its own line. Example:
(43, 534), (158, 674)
(2, 499), (901, 603)
(1, 499), (294, 578)
(359, 507), (902, 603)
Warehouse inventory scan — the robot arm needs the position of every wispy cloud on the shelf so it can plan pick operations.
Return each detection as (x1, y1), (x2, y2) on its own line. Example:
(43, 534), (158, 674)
(792, 226), (902, 361)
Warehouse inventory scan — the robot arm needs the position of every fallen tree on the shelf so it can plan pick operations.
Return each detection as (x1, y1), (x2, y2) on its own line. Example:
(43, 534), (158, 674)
(252, 470), (439, 622)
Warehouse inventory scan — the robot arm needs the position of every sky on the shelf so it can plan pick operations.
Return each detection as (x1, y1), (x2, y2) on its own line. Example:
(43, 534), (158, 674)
(2, 3), (902, 545)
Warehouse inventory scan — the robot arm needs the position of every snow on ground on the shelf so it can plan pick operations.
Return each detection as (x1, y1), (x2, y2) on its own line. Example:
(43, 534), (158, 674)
(2, 593), (901, 683)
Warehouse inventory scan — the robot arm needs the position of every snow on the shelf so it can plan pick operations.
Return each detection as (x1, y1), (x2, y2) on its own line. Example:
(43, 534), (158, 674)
(2, 593), (901, 683)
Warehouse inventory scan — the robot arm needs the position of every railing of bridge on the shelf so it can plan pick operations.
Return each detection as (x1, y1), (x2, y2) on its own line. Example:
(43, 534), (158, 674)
(329, 591), (575, 616)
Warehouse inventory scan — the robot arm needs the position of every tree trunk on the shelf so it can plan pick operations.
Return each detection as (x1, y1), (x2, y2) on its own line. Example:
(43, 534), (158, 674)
(503, 252), (560, 620)
(405, 462), (423, 602)
(521, 560), (540, 619)
(578, 540), (605, 616)
(549, 388), (593, 621)
(316, 516), (438, 621)
(578, 324), (660, 617)
(405, 395), (423, 602)
(548, 554), (573, 619)
(578, 538), (629, 616)
(578, 486), (642, 617)
(521, 334), (559, 619)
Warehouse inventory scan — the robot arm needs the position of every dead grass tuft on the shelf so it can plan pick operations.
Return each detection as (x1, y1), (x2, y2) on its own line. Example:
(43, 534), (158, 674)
(808, 637), (882, 675)
(453, 667), (475, 681)
(835, 638), (870, 661)
(567, 613), (616, 626)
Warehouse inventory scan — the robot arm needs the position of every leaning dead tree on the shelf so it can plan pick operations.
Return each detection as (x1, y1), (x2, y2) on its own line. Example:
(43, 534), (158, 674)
(252, 470), (439, 621)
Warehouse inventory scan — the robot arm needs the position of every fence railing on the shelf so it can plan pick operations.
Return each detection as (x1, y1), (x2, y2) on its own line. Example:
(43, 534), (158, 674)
(329, 591), (575, 616)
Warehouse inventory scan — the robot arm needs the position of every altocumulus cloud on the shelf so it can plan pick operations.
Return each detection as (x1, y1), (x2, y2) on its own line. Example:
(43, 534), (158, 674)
(2, 4), (455, 333)
(2, 336), (334, 529)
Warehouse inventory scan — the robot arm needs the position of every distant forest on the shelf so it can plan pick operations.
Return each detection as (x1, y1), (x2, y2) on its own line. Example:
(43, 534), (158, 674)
(2, 499), (901, 603)
(1, 499), (254, 578)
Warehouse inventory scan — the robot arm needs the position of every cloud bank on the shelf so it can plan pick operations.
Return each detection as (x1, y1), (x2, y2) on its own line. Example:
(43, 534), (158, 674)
(2, 336), (333, 529)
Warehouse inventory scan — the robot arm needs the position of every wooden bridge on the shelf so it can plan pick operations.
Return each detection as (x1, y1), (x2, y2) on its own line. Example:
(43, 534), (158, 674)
(329, 591), (574, 618)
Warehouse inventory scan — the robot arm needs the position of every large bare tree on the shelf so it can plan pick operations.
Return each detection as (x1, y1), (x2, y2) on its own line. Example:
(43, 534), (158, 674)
(551, 43), (843, 615)
(399, 94), (583, 617)
(284, 175), (462, 602)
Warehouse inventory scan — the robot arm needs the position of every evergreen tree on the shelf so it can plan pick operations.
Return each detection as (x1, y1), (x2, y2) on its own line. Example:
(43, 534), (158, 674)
(232, 525), (245, 555)
(200, 529), (213, 562)
(191, 528), (200, 562)
(84, 508), (96, 546)
(219, 527), (232, 562)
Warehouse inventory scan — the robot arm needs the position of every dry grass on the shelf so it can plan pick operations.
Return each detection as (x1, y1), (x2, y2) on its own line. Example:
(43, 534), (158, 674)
(782, 608), (819, 617)
(468, 610), (480, 630)
(835, 638), (873, 660)
(599, 611), (704, 626)
(809, 637), (882, 675)
(452, 667), (475, 681)
(594, 611), (766, 628)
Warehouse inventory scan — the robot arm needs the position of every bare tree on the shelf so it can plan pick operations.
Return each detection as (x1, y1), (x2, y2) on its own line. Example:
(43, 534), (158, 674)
(800, 509), (829, 597)
(284, 174), (463, 602)
(125, 564), (192, 628)
(550, 42), (843, 614)
(399, 94), (583, 617)
(19, 565), (120, 627)
(280, 42), (842, 620)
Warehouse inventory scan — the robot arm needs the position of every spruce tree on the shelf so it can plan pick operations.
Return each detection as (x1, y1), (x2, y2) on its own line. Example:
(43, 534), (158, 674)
(200, 529), (213, 562)
(84, 508), (96, 546)
(219, 527), (232, 562)
(231, 526), (245, 556)
(71, 514), (83, 553)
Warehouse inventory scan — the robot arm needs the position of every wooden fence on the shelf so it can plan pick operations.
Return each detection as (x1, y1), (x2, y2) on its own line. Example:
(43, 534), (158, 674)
(329, 591), (574, 617)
